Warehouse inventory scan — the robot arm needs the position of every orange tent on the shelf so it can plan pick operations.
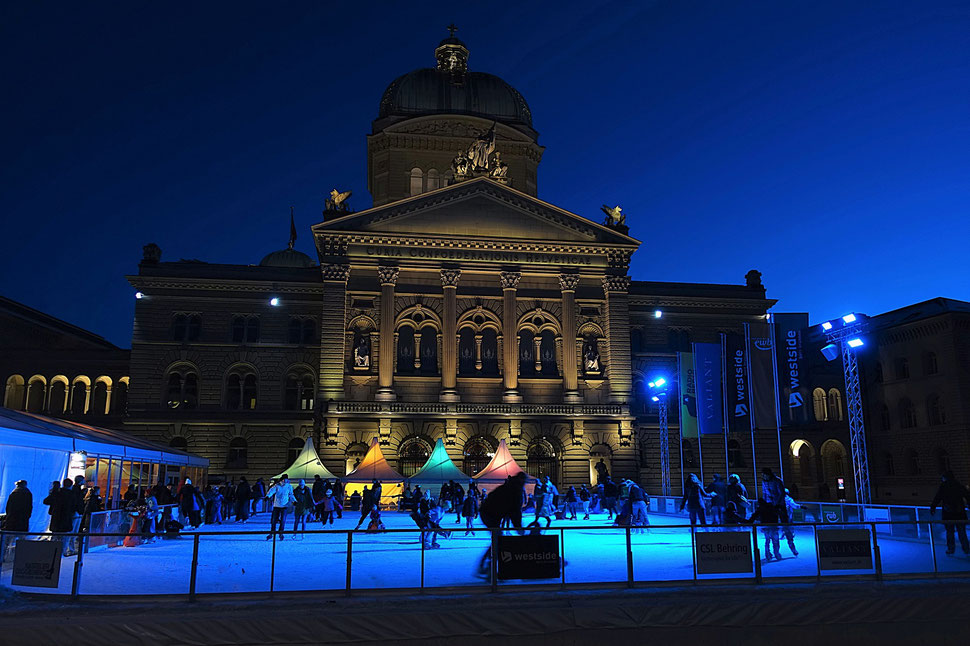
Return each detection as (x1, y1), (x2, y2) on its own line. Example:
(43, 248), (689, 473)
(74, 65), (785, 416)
(342, 437), (405, 505)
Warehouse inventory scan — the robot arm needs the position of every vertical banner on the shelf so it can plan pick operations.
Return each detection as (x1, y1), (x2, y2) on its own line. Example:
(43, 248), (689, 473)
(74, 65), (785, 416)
(693, 343), (724, 435)
(678, 352), (698, 438)
(744, 321), (778, 430)
(772, 312), (811, 425)
(724, 333), (750, 434)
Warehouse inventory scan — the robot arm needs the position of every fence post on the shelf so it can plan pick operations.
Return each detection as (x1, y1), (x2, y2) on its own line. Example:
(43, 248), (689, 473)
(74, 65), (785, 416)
(560, 527), (565, 589)
(752, 526), (763, 584)
(345, 532), (353, 596)
(188, 533), (199, 601)
(625, 526), (633, 588)
(690, 524), (697, 582)
(71, 533), (85, 599)
(870, 522), (882, 582)
(928, 520), (938, 574)
(490, 529), (498, 593)
(420, 534), (426, 591)
(0, 531), (5, 571)
(270, 531), (277, 593)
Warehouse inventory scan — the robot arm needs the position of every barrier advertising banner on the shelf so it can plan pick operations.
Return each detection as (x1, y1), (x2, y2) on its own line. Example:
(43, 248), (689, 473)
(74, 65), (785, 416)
(497, 535), (560, 579)
(724, 333), (750, 434)
(694, 343), (724, 435)
(11, 539), (62, 588)
(678, 352), (698, 438)
(694, 531), (754, 575)
(772, 312), (810, 425)
(744, 321), (778, 430)
(816, 529), (873, 570)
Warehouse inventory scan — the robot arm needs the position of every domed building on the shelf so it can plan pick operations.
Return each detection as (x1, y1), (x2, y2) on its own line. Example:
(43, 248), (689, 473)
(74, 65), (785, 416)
(123, 30), (845, 501)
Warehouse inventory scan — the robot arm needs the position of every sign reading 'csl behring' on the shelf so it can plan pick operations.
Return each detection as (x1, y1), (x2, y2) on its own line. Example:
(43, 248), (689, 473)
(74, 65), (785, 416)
(497, 535), (561, 579)
(694, 531), (754, 575)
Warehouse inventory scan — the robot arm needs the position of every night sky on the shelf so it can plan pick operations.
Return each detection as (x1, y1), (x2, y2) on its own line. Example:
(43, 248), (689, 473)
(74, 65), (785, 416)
(2, 1), (968, 347)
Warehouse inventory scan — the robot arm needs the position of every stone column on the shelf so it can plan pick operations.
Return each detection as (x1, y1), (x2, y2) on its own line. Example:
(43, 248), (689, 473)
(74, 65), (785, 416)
(500, 271), (522, 403)
(319, 263), (350, 400)
(559, 274), (581, 403)
(376, 266), (400, 402)
(440, 268), (461, 402)
(602, 275), (633, 404)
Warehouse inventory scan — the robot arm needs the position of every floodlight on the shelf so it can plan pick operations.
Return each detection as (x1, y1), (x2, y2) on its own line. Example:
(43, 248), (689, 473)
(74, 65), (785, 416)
(270, 297), (280, 307)
(647, 381), (655, 388)
(654, 310), (663, 318)
(847, 338), (864, 348)
(135, 292), (144, 300)
(821, 321), (833, 331)
(842, 313), (857, 324)
(820, 343), (840, 362)
(654, 377), (666, 387)
(651, 396), (660, 402)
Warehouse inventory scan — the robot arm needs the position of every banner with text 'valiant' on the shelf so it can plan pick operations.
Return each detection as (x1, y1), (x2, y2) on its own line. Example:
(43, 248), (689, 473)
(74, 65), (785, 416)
(724, 333), (751, 434)
(678, 352), (698, 439)
(693, 343), (724, 436)
(772, 313), (811, 426)
(744, 321), (778, 430)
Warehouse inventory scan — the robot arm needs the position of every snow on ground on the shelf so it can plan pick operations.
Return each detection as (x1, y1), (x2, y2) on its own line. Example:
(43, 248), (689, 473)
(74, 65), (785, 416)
(2, 508), (969, 596)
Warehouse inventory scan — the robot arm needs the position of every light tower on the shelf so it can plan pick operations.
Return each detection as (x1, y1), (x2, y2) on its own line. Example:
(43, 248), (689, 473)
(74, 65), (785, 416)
(820, 313), (871, 505)
(648, 377), (671, 496)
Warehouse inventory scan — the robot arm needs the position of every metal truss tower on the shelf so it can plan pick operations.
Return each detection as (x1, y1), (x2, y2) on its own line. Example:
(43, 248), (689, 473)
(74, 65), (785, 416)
(825, 322), (871, 506)
(658, 396), (671, 497)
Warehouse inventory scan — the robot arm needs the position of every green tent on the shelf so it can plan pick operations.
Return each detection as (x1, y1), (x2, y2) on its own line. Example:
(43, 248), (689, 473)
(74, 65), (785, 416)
(274, 437), (339, 483)
(407, 438), (470, 494)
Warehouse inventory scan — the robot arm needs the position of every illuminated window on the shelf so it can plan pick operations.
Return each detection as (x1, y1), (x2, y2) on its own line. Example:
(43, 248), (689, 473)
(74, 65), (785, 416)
(398, 436), (433, 478)
(527, 438), (559, 487)
(409, 168), (423, 196)
(827, 388), (843, 421)
(4, 375), (26, 409)
(397, 325), (415, 374)
(286, 437), (304, 466)
(165, 367), (198, 409)
(225, 367), (257, 410)
(812, 388), (827, 421)
(284, 371), (314, 410)
(427, 168), (440, 191)
(25, 376), (46, 413)
(463, 436), (495, 477)
(518, 329), (535, 376)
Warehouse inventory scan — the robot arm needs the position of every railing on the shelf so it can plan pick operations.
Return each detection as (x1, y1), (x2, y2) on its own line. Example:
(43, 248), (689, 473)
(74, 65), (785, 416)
(329, 401), (626, 416)
(1, 518), (968, 599)
(85, 504), (178, 551)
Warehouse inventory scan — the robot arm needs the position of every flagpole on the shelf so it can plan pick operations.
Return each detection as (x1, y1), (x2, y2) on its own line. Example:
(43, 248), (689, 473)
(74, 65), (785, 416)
(677, 352), (686, 497)
(720, 333), (730, 478)
(768, 318), (786, 482)
(743, 322), (758, 492)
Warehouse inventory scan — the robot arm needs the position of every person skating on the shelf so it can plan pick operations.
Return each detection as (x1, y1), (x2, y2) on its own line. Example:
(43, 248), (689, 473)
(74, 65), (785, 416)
(680, 473), (710, 526)
(251, 478), (266, 516)
(930, 470), (970, 555)
(727, 473), (749, 514)
(724, 501), (745, 525)
(68, 475), (86, 555)
(537, 476), (558, 523)
(293, 479), (314, 534)
(761, 468), (788, 522)
(579, 485), (591, 520)
(461, 488), (479, 536)
(366, 508), (385, 532)
(748, 497), (782, 561)
(477, 472), (527, 574)
(564, 486), (579, 520)
(234, 477), (251, 522)
(428, 497), (451, 546)
(5, 480), (33, 536)
(312, 475), (325, 520)
(143, 488), (159, 542)
(628, 480), (650, 533)
(178, 478), (202, 528)
(452, 481), (465, 523)
(708, 474), (727, 525)
(602, 477), (618, 519)
(782, 488), (800, 556)
(265, 474), (295, 540)
(81, 486), (103, 533)
(354, 486), (374, 530)
(371, 480), (383, 513)
(319, 488), (338, 525)
(45, 479), (75, 554)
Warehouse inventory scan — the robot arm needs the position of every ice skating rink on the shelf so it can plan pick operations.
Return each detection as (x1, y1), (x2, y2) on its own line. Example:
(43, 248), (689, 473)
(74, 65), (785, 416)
(3, 506), (969, 597)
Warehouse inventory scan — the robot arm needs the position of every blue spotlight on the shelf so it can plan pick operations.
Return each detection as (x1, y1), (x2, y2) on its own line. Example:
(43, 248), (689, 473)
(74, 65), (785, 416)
(821, 321), (833, 331)
(842, 313), (857, 324)
(847, 338), (864, 348)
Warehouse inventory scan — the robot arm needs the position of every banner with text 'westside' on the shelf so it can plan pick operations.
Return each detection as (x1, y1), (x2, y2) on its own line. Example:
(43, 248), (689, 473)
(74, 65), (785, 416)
(744, 321), (778, 430)
(723, 333), (751, 434)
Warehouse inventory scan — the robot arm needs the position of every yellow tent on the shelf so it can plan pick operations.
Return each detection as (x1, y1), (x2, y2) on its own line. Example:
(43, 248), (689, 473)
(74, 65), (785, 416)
(342, 437), (405, 506)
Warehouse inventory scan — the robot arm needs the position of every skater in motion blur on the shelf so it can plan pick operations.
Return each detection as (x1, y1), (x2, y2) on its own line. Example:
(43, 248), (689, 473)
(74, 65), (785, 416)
(477, 472), (527, 575)
(680, 473), (710, 526)
(930, 470), (970, 555)
(748, 497), (782, 562)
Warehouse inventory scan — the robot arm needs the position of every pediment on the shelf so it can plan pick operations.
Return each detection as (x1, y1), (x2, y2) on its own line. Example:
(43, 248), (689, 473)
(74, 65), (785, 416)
(314, 178), (639, 247)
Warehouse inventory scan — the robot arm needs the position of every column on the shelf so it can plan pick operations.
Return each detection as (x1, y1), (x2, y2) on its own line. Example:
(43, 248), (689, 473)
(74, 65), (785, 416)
(440, 268), (461, 402)
(602, 275), (633, 404)
(376, 266), (400, 402)
(319, 264), (350, 400)
(500, 271), (522, 403)
(559, 274), (581, 403)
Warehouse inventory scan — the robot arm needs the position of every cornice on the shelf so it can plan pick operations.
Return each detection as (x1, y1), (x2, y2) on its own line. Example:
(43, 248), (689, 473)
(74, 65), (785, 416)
(127, 277), (324, 294)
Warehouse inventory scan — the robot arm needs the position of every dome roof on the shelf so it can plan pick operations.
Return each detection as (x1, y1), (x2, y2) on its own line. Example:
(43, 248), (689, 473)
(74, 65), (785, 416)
(259, 248), (315, 268)
(378, 68), (533, 129)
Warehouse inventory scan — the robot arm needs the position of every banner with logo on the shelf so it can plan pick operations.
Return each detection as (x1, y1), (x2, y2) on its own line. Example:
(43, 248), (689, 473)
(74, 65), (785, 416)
(678, 352), (698, 438)
(723, 333), (750, 434)
(816, 528), (873, 571)
(693, 343), (724, 435)
(772, 313), (810, 425)
(694, 530), (754, 575)
(496, 534), (560, 579)
(744, 321), (777, 430)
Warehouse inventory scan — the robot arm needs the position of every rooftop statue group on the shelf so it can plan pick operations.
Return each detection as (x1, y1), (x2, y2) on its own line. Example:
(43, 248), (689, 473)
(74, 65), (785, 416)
(451, 123), (508, 182)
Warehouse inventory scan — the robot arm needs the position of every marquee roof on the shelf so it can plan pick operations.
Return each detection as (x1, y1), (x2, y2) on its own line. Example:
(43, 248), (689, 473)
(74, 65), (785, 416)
(407, 438), (470, 486)
(275, 437), (339, 482)
(472, 439), (530, 485)
(343, 437), (405, 483)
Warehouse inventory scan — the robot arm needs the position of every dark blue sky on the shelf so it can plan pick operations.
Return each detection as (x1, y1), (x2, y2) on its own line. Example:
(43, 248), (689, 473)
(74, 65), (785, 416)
(2, 1), (968, 347)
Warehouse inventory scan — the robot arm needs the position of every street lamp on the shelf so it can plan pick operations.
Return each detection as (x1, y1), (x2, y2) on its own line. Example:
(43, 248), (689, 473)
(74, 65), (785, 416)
(649, 377), (671, 496)
(819, 313), (871, 505)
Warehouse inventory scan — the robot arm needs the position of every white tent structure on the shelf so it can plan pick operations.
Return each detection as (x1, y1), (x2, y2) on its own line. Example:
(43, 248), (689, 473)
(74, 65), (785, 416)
(274, 437), (339, 483)
(406, 438), (470, 495)
(472, 439), (534, 490)
(0, 407), (208, 534)
(342, 438), (405, 505)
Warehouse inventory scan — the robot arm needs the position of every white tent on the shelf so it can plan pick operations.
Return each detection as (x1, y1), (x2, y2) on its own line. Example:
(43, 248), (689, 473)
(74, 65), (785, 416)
(406, 438), (470, 495)
(274, 437), (339, 483)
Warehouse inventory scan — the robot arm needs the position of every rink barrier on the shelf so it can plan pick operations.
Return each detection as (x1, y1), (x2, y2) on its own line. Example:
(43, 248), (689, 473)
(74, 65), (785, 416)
(2, 519), (969, 600)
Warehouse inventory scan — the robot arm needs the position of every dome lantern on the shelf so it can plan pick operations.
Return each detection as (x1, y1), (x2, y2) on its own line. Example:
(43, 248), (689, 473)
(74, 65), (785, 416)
(435, 24), (469, 80)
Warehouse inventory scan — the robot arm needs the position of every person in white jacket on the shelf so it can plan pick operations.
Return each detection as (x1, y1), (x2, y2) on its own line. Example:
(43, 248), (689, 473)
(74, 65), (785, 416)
(266, 475), (296, 540)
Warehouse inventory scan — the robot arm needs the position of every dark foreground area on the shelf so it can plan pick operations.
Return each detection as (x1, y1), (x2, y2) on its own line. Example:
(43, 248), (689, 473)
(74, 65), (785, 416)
(2, 577), (970, 646)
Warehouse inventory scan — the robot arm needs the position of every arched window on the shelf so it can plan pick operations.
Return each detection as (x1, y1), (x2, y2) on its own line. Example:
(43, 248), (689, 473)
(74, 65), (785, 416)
(682, 439), (696, 468)
(539, 330), (558, 376)
(166, 366), (198, 409)
(172, 314), (187, 341)
(898, 398), (917, 429)
(827, 388), (843, 422)
(231, 316), (246, 343)
(630, 328), (643, 353)
(111, 379), (128, 414)
(284, 371), (315, 410)
(924, 352), (938, 375)
(246, 318), (259, 343)
(4, 375), (26, 410)
(821, 440), (847, 483)
(49, 379), (68, 414)
(526, 438), (559, 487)
(70, 380), (89, 414)
(187, 314), (201, 341)
(908, 449), (920, 476)
(169, 436), (188, 451)
(225, 367), (258, 410)
(397, 325), (415, 374)
(727, 439), (744, 468)
(419, 325), (438, 375)
(92, 381), (109, 415)
(790, 439), (816, 487)
(935, 447), (951, 473)
(895, 357), (909, 379)
(884, 452), (895, 476)
(409, 168), (423, 196)
(458, 328), (476, 375)
(286, 437), (304, 466)
(518, 330), (536, 376)
(25, 376), (46, 412)
(481, 329), (499, 375)
(880, 404), (891, 431)
(227, 437), (248, 469)
(812, 388), (828, 422)
(398, 436), (433, 478)
(288, 318), (302, 344)
(427, 168), (440, 191)
(302, 319), (315, 345)
(927, 394), (946, 426)
(463, 436), (495, 477)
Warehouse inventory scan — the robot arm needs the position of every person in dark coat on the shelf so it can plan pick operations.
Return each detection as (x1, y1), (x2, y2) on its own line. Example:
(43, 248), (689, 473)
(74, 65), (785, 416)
(312, 475), (326, 520)
(748, 497), (782, 561)
(234, 477), (251, 522)
(708, 474), (728, 524)
(931, 470), (970, 555)
(371, 480), (383, 511)
(251, 478), (266, 515)
(5, 480), (33, 532)
(355, 486), (373, 529)
(602, 477), (618, 519)
(44, 481), (63, 531)
(452, 481), (465, 523)
(477, 472), (527, 573)
(726, 474), (749, 514)
(81, 486), (103, 533)
(680, 473), (710, 526)
(461, 489), (479, 536)
(44, 479), (75, 553)
(293, 479), (314, 533)
(179, 478), (202, 528)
